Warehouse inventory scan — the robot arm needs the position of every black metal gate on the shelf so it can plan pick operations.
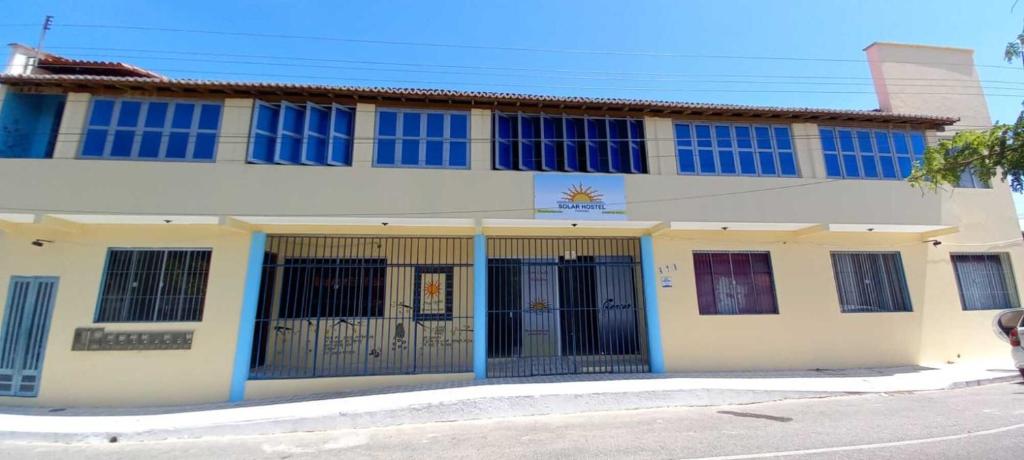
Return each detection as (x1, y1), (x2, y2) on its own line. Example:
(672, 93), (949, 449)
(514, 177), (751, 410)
(249, 235), (473, 379)
(486, 237), (649, 377)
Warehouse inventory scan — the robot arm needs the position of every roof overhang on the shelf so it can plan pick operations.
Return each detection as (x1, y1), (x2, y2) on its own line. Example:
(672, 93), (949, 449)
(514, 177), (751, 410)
(0, 74), (959, 127)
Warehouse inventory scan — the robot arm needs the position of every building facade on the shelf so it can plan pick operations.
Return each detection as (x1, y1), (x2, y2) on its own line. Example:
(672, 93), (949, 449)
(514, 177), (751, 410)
(0, 42), (1019, 407)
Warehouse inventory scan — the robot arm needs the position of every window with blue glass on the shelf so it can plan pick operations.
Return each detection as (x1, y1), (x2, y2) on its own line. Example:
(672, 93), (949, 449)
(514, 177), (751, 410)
(374, 109), (469, 169)
(675, 122), (796, 177)
(493, 112), (647, 173)
(81, 98), (222, 161)
(820, 127), (926, 180)
(249, 100), (354, 166)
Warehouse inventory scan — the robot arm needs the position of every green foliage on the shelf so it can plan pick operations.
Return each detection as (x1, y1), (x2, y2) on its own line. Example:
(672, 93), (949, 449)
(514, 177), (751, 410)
(909, 112), (1024, 192)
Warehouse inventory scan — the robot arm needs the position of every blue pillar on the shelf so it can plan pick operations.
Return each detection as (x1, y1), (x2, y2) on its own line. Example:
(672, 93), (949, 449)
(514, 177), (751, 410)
(640, 235), (666, 373)
(229, 231), (266, 402)
(472, 233), (488, 379)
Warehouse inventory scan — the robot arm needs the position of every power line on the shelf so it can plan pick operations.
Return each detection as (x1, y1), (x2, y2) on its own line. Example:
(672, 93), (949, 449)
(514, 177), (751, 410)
(27, 58), (1024, 91)
(8, 67), (1023, 97)
(42, 47), (1024, 86)
(46, 23), (1023, 70)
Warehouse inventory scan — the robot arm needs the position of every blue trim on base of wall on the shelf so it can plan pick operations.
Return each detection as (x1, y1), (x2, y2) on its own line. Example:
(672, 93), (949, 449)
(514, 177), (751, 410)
(640, 235), (666, 373)
(472, 234), (488, 379)
(229, 231), (267, 402)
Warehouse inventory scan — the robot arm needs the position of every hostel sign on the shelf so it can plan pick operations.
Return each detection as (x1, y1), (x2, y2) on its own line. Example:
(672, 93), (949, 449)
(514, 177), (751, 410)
(534, 174), (627, 221)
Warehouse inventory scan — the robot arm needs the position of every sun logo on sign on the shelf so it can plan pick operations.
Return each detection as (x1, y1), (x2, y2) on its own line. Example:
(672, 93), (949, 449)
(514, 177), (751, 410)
(424, 280), (442, 300)
(561, 183), (602, 203)
(529, 299), (550, 311)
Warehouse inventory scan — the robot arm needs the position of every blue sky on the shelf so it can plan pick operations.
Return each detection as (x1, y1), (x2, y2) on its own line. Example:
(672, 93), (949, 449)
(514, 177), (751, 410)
(4, 0), (1024, 210)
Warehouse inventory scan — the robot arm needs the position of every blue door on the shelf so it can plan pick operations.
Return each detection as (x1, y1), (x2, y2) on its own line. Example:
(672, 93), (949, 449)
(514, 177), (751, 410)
(0, 276), (59, 397)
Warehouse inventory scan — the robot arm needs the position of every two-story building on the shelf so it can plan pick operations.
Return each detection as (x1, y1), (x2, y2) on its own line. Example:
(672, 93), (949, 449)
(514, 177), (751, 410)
(0, 42), (1019, 407)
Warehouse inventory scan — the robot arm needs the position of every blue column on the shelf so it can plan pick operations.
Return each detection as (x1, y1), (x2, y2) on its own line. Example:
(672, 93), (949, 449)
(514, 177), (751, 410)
(472, 233), (488, 379)
(640, 235), (666, 373)
(229, 231), (266, 402)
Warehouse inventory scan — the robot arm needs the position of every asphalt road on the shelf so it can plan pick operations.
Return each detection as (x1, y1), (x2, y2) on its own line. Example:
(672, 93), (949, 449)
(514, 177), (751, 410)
(5, 382), (1024, 459)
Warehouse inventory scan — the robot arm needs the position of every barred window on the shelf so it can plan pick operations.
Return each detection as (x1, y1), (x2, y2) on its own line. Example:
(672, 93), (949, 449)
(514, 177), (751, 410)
(951, 253), (1020, 311)
(831, 252), (912, 313)
(96, 249), (212, 322)
(693, 251), (779, 315)
(277, 258), (386, 319)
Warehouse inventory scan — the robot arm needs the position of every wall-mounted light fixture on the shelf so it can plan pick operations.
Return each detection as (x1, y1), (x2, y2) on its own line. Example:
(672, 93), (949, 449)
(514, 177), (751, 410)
(31, 239), (53, 247)
(924, 239), (943, 247)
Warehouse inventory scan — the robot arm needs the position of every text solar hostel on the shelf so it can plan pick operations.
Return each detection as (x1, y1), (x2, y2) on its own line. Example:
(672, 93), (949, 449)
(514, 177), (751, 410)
(0, 42), (1020, 407)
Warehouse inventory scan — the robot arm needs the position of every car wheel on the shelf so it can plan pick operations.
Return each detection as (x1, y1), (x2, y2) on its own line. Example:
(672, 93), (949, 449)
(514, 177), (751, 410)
(1020, 369), (1024, 380)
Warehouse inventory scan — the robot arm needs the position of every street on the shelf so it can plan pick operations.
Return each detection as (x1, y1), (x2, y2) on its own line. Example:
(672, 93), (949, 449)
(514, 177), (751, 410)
(4, 381), (1024, 459)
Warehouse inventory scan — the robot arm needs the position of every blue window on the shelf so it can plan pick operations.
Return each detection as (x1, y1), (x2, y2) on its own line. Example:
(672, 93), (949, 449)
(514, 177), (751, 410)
(248, 100), (354, 166)
(820, 127), (926, 180)
(375, 108), (470, 169)
(676, 122), (797, 177)
(493, 112), (647, 173)
(81, 98), (222, 161)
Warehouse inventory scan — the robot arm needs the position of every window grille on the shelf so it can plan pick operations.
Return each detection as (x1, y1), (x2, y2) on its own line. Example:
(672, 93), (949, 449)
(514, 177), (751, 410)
(95, 249), (212, 322)
(951, 253), (1020, 311)
(830, 252), (912, 313)
(693, 251), (779, 315)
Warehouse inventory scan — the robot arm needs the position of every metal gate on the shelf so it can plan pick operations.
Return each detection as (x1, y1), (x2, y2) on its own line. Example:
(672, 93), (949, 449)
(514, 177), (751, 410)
(486, 237), (649, 377)
(0, 276), (59, 397)
(248, 235), (474, 379)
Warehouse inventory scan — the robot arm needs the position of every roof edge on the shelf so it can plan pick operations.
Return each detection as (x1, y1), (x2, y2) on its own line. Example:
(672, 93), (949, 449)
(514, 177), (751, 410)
(0, 74), (960, 126)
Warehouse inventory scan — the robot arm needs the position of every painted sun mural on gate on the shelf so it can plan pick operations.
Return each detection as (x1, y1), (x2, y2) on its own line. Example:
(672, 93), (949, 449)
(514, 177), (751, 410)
(561, 183), (603, 203)
(423, 279), (442, 300)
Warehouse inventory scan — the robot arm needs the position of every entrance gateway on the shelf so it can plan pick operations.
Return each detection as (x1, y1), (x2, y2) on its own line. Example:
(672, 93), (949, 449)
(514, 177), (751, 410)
(486, 237), (649, 377)
(245, 235), (649, 381)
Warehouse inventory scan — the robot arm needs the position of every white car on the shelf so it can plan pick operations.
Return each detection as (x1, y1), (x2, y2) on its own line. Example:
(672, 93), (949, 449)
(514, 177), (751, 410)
(993, 309), (1024, 379)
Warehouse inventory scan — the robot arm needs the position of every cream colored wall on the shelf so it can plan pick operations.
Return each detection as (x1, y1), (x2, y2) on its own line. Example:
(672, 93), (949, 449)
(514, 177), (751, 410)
(0, 225), (251, 407)
(654, 232), (927, 371)
(866, 43), (991, 131)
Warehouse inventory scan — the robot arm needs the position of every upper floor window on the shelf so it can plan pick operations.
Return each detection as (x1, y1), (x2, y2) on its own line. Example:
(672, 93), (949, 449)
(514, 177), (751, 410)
(375, 108), (469, 169)
(493, 113), (647, 174)
(248, 101), (354, 166)
(675, 123), (796, 177)
(81, 98), (222, 162)
(820, 127), (925, 180)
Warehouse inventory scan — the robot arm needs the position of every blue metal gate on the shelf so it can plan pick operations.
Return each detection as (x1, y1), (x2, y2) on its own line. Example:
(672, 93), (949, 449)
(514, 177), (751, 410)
(0, 276), (59, 397)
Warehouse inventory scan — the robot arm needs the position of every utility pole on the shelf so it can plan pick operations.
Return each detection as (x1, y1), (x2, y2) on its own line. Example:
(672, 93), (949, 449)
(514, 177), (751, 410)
(27, 15), (54, 73)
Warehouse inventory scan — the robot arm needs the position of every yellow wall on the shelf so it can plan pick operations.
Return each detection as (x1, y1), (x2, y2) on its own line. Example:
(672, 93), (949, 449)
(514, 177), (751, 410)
(0, 225), (251, 407)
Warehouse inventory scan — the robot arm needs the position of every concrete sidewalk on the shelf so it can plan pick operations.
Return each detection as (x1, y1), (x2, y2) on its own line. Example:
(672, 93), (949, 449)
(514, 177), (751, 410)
(1, 366), (1019, 444)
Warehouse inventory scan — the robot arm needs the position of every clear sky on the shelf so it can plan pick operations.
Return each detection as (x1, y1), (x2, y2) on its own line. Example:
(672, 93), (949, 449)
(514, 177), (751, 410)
(4, 0), (1024, 213)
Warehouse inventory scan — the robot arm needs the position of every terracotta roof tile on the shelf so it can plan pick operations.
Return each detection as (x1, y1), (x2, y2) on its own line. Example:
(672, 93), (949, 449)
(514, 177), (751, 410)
(0, 73), (959, 126)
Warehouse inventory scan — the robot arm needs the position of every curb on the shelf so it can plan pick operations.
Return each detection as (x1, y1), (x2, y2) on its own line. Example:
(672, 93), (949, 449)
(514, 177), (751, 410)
(1, 373), (1019, 444)
(1, 389), (841, 444)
